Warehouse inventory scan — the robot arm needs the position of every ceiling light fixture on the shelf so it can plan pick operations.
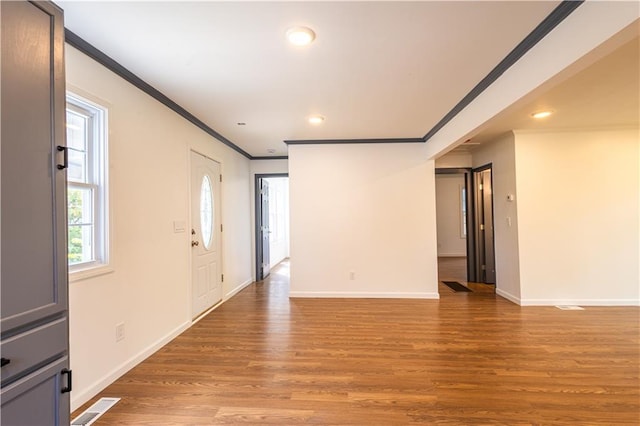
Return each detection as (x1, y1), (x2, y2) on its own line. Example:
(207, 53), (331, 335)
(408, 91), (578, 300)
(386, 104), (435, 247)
(531, 110), (553, 119)
(286, 26), (316, 46)
(267, 149), (276, 154)
(308, 115), (325, 125)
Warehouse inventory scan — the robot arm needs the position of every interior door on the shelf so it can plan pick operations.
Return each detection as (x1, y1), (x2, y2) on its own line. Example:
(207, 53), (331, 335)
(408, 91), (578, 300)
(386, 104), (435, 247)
(190, 151), (222, 319)
(474, 167), (496, 284)
(260, 179), (271, 279)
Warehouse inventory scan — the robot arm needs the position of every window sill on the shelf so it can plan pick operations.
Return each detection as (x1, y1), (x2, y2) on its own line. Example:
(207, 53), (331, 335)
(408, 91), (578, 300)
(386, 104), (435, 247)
(69, 264), (114, 283)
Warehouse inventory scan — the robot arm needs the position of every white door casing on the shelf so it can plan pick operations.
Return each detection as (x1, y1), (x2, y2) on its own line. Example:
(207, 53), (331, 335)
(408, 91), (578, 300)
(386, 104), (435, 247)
(190, 151), (222, 318)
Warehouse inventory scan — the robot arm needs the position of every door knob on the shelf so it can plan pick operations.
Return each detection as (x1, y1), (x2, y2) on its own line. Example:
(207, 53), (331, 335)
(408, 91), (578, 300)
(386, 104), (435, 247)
(191, 241), (199, 247)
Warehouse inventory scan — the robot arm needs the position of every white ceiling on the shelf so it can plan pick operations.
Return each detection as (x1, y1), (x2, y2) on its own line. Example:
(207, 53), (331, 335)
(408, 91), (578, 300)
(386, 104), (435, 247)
(454, 32), (640, 152)
(57, 1), (562, 157)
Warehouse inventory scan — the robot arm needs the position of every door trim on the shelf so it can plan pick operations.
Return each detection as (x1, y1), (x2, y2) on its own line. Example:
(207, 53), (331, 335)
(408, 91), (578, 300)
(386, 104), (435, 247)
(254, 173), (288, 281)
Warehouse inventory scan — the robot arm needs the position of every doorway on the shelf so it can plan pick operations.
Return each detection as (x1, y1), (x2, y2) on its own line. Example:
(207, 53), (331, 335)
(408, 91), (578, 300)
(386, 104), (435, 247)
(190, 151), (223, 319)
(255, 173), (289, 281)
(435, 169), (473, 284)
(434, 166), (496, 288)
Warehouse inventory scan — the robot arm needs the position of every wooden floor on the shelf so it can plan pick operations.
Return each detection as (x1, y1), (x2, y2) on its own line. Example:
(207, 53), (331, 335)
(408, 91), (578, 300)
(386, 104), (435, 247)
(74, 260), (640, 425)
(437, 256), (496, 293)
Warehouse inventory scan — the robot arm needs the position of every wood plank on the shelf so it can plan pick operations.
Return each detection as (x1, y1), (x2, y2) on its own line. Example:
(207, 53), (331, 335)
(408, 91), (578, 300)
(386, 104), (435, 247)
(74, 260), (640, 424)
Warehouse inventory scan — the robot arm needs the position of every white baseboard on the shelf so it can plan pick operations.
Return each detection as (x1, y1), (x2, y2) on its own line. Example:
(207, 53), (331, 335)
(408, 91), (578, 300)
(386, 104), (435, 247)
(519, 298), (640, 306)
(496, 288), (521, 305)
(289, 291), (440, 299)
(70, 321), (191, 411)
(224, 278), (253, 300)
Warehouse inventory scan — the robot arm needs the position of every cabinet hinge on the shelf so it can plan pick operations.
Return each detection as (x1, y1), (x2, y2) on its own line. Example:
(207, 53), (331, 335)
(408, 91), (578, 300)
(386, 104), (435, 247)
(480, 224), (485, 231)
(220, 224), (223, 232)
(220, 174), (222, 182)
(479, 183), (483, 190)
(221, 274), (224, 282)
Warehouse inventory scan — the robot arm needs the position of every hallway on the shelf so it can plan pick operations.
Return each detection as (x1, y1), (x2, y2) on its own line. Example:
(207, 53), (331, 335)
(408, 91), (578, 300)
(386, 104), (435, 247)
(74, 260), (639, 424)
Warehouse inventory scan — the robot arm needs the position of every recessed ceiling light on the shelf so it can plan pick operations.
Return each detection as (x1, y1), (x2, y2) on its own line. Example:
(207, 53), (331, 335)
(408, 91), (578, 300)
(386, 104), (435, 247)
(531, 110), (553, 119)
(267, 149), (276, 154)
(286, 26), (316, 46)
(308, 115), (325, 125)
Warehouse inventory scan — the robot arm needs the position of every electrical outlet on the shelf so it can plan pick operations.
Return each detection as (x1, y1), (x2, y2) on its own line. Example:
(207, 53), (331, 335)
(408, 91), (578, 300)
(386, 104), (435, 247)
(115, 323), (125, 342)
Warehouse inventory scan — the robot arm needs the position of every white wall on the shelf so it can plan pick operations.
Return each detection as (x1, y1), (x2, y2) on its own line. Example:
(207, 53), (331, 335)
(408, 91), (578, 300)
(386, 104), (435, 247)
(267, 177), (290, 267)
(435, 152), (472, 168)
(289, 143), (438, 298)
(472, 132), (522, 302)
(250, 159), (289, 176)
(66, 46), (253, 410)
(515, 128), (639, 305)
(435, 174), (467, 257)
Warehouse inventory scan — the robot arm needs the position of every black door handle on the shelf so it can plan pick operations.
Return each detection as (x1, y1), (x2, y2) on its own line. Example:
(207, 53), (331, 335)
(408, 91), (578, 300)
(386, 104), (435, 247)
(61, 368), (72, 393)
(57, 145), (68, 170)
(0, 358), (10, 367)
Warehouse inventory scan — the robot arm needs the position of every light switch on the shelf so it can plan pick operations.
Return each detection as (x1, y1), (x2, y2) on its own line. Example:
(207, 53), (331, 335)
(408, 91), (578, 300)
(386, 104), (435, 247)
(173, 220), (186, 233)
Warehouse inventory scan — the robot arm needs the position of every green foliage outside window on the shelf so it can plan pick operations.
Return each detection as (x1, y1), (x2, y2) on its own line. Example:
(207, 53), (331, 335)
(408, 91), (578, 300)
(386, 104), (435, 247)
(68, 188), (84, 264)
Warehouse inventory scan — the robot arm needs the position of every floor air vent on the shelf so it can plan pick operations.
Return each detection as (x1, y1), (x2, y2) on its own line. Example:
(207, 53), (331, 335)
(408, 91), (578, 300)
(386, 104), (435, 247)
(555, 305), (585, 310)
(71, 397), (120, 425)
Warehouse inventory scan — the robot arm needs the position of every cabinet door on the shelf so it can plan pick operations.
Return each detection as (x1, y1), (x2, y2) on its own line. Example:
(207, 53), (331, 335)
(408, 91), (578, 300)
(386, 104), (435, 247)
(0, 357), (70, 426)
(0, 1), (70, 425)
(0, 0), (67, 332)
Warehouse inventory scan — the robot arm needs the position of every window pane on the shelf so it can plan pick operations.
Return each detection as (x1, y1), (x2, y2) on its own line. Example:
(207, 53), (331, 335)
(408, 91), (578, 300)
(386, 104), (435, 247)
(67, 148), (87, 183)
(66, 110), (87, 151)
(200, 175), (213, 249)
(68, 224), (94, 265)
(461, 186), (467, 238)
(68, 187), (94, 264)
(66, 109), (88, 183)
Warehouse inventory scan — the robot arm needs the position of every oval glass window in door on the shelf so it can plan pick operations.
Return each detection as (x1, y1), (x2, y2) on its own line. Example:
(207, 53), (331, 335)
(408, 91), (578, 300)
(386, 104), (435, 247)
(200, 175), (214, 249)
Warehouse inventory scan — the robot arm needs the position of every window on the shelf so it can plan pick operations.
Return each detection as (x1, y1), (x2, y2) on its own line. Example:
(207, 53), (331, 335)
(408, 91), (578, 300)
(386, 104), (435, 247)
(66, 93), (109, 276)
(460, 184), (467, 238)
(200, 175), (214, 249)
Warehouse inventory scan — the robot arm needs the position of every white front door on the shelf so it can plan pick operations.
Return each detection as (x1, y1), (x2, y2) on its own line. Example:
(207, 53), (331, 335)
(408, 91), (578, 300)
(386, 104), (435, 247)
(190, 151), (222, 319)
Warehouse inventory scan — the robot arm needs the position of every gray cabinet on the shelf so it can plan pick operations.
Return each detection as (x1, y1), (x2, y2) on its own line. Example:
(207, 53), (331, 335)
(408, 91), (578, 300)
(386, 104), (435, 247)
(1, 1), (70, 424)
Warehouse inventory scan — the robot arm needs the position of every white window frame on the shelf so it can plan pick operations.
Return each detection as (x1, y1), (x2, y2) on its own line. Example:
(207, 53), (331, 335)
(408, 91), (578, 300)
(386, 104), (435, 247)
(66, 92), (112, 281)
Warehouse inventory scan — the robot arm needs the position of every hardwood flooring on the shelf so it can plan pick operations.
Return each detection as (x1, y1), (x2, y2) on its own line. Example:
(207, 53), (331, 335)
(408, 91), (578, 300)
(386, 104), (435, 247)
(74, 260), (639, 424)
(438, 256), (496, 293)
